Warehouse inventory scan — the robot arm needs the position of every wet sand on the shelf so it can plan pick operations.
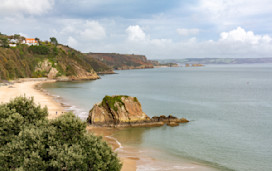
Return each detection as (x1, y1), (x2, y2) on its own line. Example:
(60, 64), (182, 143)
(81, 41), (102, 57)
(87, 126), (137, 171)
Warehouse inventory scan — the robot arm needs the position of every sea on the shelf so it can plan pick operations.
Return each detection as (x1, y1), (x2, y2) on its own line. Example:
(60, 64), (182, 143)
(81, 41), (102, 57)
(42, 64), (272, 171)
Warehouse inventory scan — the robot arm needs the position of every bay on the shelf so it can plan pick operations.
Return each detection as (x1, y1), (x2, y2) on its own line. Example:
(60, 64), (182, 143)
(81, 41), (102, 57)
(43, 64), (272, 171)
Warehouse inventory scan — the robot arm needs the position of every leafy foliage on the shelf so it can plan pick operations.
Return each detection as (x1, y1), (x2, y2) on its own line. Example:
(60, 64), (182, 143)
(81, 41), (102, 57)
(50, 37), (58, 45)
(0, 96), (122, 170)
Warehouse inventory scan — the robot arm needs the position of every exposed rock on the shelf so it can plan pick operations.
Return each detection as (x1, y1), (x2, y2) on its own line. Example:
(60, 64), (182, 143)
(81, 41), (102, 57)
(35, 59), (52, 73)
(179, 117), (189, 123)
(167, 122), (179, 127)
(47, 68), (58, 79)
(87, 95), (189, 127)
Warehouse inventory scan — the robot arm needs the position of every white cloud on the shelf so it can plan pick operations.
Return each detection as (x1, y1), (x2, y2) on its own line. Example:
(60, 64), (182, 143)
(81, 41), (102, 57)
(177, 28), (199, 36)
(18, 32), (28, 38)
(125, 25), (172, 48)
(220, 27), (272, 44)
(56, 19), (107, 48)
(196, 0), (272, 27)
(126, 25), (146, 41)
(113, 26), (272, 59)
(0, 0), (54, 15)
(79, 21), (106, 40)
(67, 36), (78, 48)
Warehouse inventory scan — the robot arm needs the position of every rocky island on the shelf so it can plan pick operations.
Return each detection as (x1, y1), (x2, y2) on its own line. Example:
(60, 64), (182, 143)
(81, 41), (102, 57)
(87, 95), (189, 127)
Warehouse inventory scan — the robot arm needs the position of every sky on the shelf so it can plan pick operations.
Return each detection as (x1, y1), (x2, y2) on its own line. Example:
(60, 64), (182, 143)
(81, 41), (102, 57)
(1, 0), (272, 59)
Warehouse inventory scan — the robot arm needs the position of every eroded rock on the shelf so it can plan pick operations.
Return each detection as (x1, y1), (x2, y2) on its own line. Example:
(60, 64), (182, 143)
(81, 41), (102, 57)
(87, 95), (189, 127)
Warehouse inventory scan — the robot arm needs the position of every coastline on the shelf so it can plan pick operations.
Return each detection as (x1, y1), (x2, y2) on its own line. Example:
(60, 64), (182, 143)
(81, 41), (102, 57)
(0, 79), (136, 171)
(0, 80), (65, 119)
(0, 79), (220, 171)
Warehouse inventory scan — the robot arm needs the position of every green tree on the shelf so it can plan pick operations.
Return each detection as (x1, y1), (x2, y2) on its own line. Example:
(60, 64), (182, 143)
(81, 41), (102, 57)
(0, 36), (9, 48)
(14, 34), (20, 40)
(0, 96), (122, 171)
(50, 37), (58, 45)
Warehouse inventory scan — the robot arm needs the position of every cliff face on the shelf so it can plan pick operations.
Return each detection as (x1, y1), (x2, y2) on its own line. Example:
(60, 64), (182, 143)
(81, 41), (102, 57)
(85, 53), (154, 70)
(0, 44), (100, 81)
(87, 95), (189, 127)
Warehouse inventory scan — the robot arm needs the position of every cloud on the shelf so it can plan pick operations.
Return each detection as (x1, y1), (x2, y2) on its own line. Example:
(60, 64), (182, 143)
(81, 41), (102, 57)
(57, 19), (106, 47)
(220, 27), (272, 45)
(126, 25), (146, 41)
(0, 0), (54, 15)
(115, 26), (272, 58)
(67, 36), (78, 47)
(79, 21), (106, 40)
(125, 25), (172, 47)
(195, 0), (272, 28)
(177, 28), (199, 36)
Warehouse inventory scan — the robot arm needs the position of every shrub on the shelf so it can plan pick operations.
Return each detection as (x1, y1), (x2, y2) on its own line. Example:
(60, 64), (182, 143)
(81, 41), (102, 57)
(0, 96), (122, 171)
(28, 45), (49, 55)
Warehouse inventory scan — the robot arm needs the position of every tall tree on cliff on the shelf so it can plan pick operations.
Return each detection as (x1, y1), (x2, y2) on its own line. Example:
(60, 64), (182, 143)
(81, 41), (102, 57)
(50, 37), (58, 45)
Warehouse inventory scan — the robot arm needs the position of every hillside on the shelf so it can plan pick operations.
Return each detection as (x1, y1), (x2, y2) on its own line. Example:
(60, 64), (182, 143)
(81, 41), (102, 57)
(0, 34), (113, 81)
(85, 53), (154, 70)
(0, 44), (99, 81)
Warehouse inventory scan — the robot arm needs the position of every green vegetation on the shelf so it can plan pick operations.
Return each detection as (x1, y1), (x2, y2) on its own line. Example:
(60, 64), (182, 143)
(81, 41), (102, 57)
(50, 37), (58, 45)
(28, 45), (50, 55)
(0, 96), (122, 170)
(102, 95), (129, 111)
(0, 33), (114, 81)
(0, 43), (97, 80)
(133, 97), (139, 103)
(0, 36), (9, 48)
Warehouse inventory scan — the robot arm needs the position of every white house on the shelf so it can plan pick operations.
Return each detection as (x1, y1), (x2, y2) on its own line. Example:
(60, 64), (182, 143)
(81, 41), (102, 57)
(22, 38), (38, 46)
(9, 44), (17, 47)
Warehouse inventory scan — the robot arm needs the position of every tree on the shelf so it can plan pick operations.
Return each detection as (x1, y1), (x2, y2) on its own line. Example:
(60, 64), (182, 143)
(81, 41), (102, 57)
(0, 96), (122, 171)
(0, 36), (9, 48)
(50, 37), (58, 45)
(14, 34), (20, 40)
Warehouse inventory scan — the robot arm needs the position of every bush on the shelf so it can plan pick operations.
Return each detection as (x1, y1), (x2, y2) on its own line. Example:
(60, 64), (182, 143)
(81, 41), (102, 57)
(0, 96), (122, 171)
(28, 45), (49, 55)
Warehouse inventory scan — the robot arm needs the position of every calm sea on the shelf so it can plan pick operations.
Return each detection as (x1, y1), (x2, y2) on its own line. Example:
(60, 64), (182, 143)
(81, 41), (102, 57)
(43, 64), (272, 171)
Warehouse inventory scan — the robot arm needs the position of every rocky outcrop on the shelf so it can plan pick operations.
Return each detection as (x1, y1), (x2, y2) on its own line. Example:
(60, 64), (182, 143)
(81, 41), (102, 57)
(87, 95), (189, 127)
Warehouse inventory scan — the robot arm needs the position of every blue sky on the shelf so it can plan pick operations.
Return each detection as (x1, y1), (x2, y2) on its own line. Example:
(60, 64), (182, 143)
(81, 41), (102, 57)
(1, 0), (272, 59)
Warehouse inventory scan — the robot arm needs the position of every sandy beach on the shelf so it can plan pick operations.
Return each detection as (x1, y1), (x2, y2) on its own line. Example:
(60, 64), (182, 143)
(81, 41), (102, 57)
(0, 80), (64, 119)
(0, 80), (136, 171)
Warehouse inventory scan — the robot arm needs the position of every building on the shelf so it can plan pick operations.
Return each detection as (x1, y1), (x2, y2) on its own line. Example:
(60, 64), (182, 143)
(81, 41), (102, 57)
(8, 39), (19, 47)
(22, 38), (38, 46)
(9, 44), (17, 47)
(9, 39), (19, 44)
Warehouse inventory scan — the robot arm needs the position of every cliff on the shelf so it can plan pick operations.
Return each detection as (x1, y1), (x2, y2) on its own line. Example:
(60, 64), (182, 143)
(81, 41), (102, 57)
(87, 95), (189, 127)
(85, 53), (154, 70)
(0, 42), (103, 80)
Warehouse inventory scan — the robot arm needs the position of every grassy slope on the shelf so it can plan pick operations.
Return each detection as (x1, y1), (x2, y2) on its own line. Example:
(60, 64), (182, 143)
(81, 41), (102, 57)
(0, 44), (112, 80)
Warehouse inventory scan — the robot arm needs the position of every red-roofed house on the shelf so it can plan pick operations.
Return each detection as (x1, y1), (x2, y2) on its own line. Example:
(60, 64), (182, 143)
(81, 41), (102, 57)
(22, 38), (38, 46)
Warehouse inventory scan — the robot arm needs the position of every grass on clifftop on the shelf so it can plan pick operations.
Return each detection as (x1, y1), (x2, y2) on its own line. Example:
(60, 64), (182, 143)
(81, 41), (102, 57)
(101, 95), (129, 111)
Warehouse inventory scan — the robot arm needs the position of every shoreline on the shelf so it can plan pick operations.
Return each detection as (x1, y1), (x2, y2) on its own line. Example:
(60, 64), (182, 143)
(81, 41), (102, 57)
(0, 79), (220, 171)
(0, 79), (136, 171)
(0, 79), (65, 119)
